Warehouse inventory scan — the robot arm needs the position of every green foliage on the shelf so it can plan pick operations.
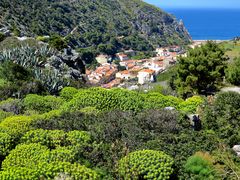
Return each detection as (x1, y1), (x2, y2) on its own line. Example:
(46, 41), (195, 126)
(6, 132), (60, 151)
(118, 150), (174, 180)
(1, 143), (99, 179)
(60, 87), (202, 114)
(67, 130), (91, 145)
(0, 0), (190, 53)
(49, 146), (76, 163)
(0, 161), (100, 180)
(1, 143), (50, 169)
(0, 132), (14, 157)
(79, 106), (100, 115)
(21, 129), (91, 149)
(184, 152), (216, 179)
(0, 45), (75, 95)
(20, 129), (66, 149)
(178, 96), (203, 113)
(143, 131), (220, 179)
(225, 57), (240, 85)
(62, 88), (145, 112)
(0, 61), (32, 83)
(48, 35), (67, 51)
(0, 32), (5, 42)
(202, 92), (240, 146)
(60, 87), (78, 101)
(0, 116), (33, 139)
(0, 110), (14, 122)
(0, 59), (46, 100)
(36, 36), (49, 42)
(142, 92), (183, 110)
(23, 94), (64, 113)
(175, 41), (228, 97)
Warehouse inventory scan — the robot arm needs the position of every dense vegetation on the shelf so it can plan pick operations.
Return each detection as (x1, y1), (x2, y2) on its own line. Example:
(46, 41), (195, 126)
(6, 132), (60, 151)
(0, 0), (191, 52)
(225, 57), (240, 85)
(0, 85), (239, 179)
(174, 41), (228, 97)
(0, 0), (240, 178)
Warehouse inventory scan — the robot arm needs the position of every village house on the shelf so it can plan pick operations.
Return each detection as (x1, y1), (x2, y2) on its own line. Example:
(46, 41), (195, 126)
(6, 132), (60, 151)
(116, 70), (137, 80)
(116, 53), (129, 61)
(137, 69), (156, 85)
(119, 60), (137, 68)
(87, 63), (117, 84)
(101, 78), (121, 89)
(96, 54), (111, 64)
(156, 48), (170, 57)
(143, 59), (164, 74)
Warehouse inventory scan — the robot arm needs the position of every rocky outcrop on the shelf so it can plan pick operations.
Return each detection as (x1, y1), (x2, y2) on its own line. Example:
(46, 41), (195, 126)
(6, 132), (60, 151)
(233, 145), (240, 157)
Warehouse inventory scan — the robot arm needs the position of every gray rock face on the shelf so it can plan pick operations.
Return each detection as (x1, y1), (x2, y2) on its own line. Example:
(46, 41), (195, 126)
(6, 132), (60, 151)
(0, 27), (10, 36)
(47, 48), (85, 80)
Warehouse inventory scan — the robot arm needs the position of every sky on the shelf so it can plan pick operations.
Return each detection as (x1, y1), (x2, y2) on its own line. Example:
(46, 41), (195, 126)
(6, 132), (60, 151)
(144, 0), (240, 9)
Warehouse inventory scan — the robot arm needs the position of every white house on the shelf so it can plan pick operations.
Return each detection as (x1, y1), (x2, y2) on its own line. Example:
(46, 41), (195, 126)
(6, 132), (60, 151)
(143, 60), (164, 74)
(116, 53), (129, 61)
(137, 69), (155, 85)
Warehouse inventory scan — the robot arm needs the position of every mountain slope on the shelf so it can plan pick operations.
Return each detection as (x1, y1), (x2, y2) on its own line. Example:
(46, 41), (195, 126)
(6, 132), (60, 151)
(0, 0), (191, 49)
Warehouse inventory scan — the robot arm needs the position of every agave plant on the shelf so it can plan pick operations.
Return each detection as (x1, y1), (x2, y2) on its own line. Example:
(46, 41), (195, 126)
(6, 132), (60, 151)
(0, 45), (81, 94)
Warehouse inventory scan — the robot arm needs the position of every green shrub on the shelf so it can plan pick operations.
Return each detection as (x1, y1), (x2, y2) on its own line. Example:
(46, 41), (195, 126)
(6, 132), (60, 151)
(202, 92), (240, 145)
(184, 152), (217, 179)
(31, 111), (90, 131)
(225, 57), (240, 85)
(1, 143), (50, 170)
(67, 130), (91, 145)
(178, 96), (203, 113)
(0, 132), (14, 157)
(1, 143), (99, 179)
(36, 36), (49, 42)
(79, 106), (100, 115)
(20, 129), (66, 149)
(0, 161), (99, 180)
(49, 147), (76, 163)
(23, 94), (64, 113)
(62, 87), (145, 112)
(118, 150), (174, 180)
(60, 87), (78, 101)
(49, 35), (67, 51)
(0, 116), (33, 138)
(142, 92), (183, 109)
(0, 110), (13, 123)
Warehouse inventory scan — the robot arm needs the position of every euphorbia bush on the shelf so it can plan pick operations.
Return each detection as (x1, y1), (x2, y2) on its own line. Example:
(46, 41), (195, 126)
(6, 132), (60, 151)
(118, 150), (174, 180)
(23, 94), (64, 113)
(60, 87), (78, 101)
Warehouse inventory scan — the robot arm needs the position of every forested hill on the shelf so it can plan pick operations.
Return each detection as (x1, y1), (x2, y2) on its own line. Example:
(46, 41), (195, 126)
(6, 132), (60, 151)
(0, 0), (191, 49)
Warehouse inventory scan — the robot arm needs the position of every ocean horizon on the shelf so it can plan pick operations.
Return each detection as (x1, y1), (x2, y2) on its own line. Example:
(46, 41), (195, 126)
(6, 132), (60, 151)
(162, 8), (240, 40)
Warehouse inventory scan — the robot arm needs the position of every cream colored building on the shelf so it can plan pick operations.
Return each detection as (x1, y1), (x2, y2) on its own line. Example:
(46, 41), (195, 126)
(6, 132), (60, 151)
(137, 69), (155, 85)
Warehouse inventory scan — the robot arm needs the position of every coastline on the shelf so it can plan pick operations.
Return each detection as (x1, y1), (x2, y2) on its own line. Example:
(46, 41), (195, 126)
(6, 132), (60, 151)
(193, 40), (230, 42)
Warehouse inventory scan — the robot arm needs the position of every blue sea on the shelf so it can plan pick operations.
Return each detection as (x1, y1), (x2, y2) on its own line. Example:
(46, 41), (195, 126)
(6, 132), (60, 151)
(164, 8), (240, 40)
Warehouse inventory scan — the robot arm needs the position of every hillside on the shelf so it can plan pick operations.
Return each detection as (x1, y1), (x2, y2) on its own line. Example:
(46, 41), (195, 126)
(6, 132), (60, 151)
(0, 0), (191, 50)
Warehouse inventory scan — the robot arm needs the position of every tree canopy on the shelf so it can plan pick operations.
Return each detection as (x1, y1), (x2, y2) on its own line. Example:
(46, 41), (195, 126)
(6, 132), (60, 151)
(175, 41), (228, 97)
